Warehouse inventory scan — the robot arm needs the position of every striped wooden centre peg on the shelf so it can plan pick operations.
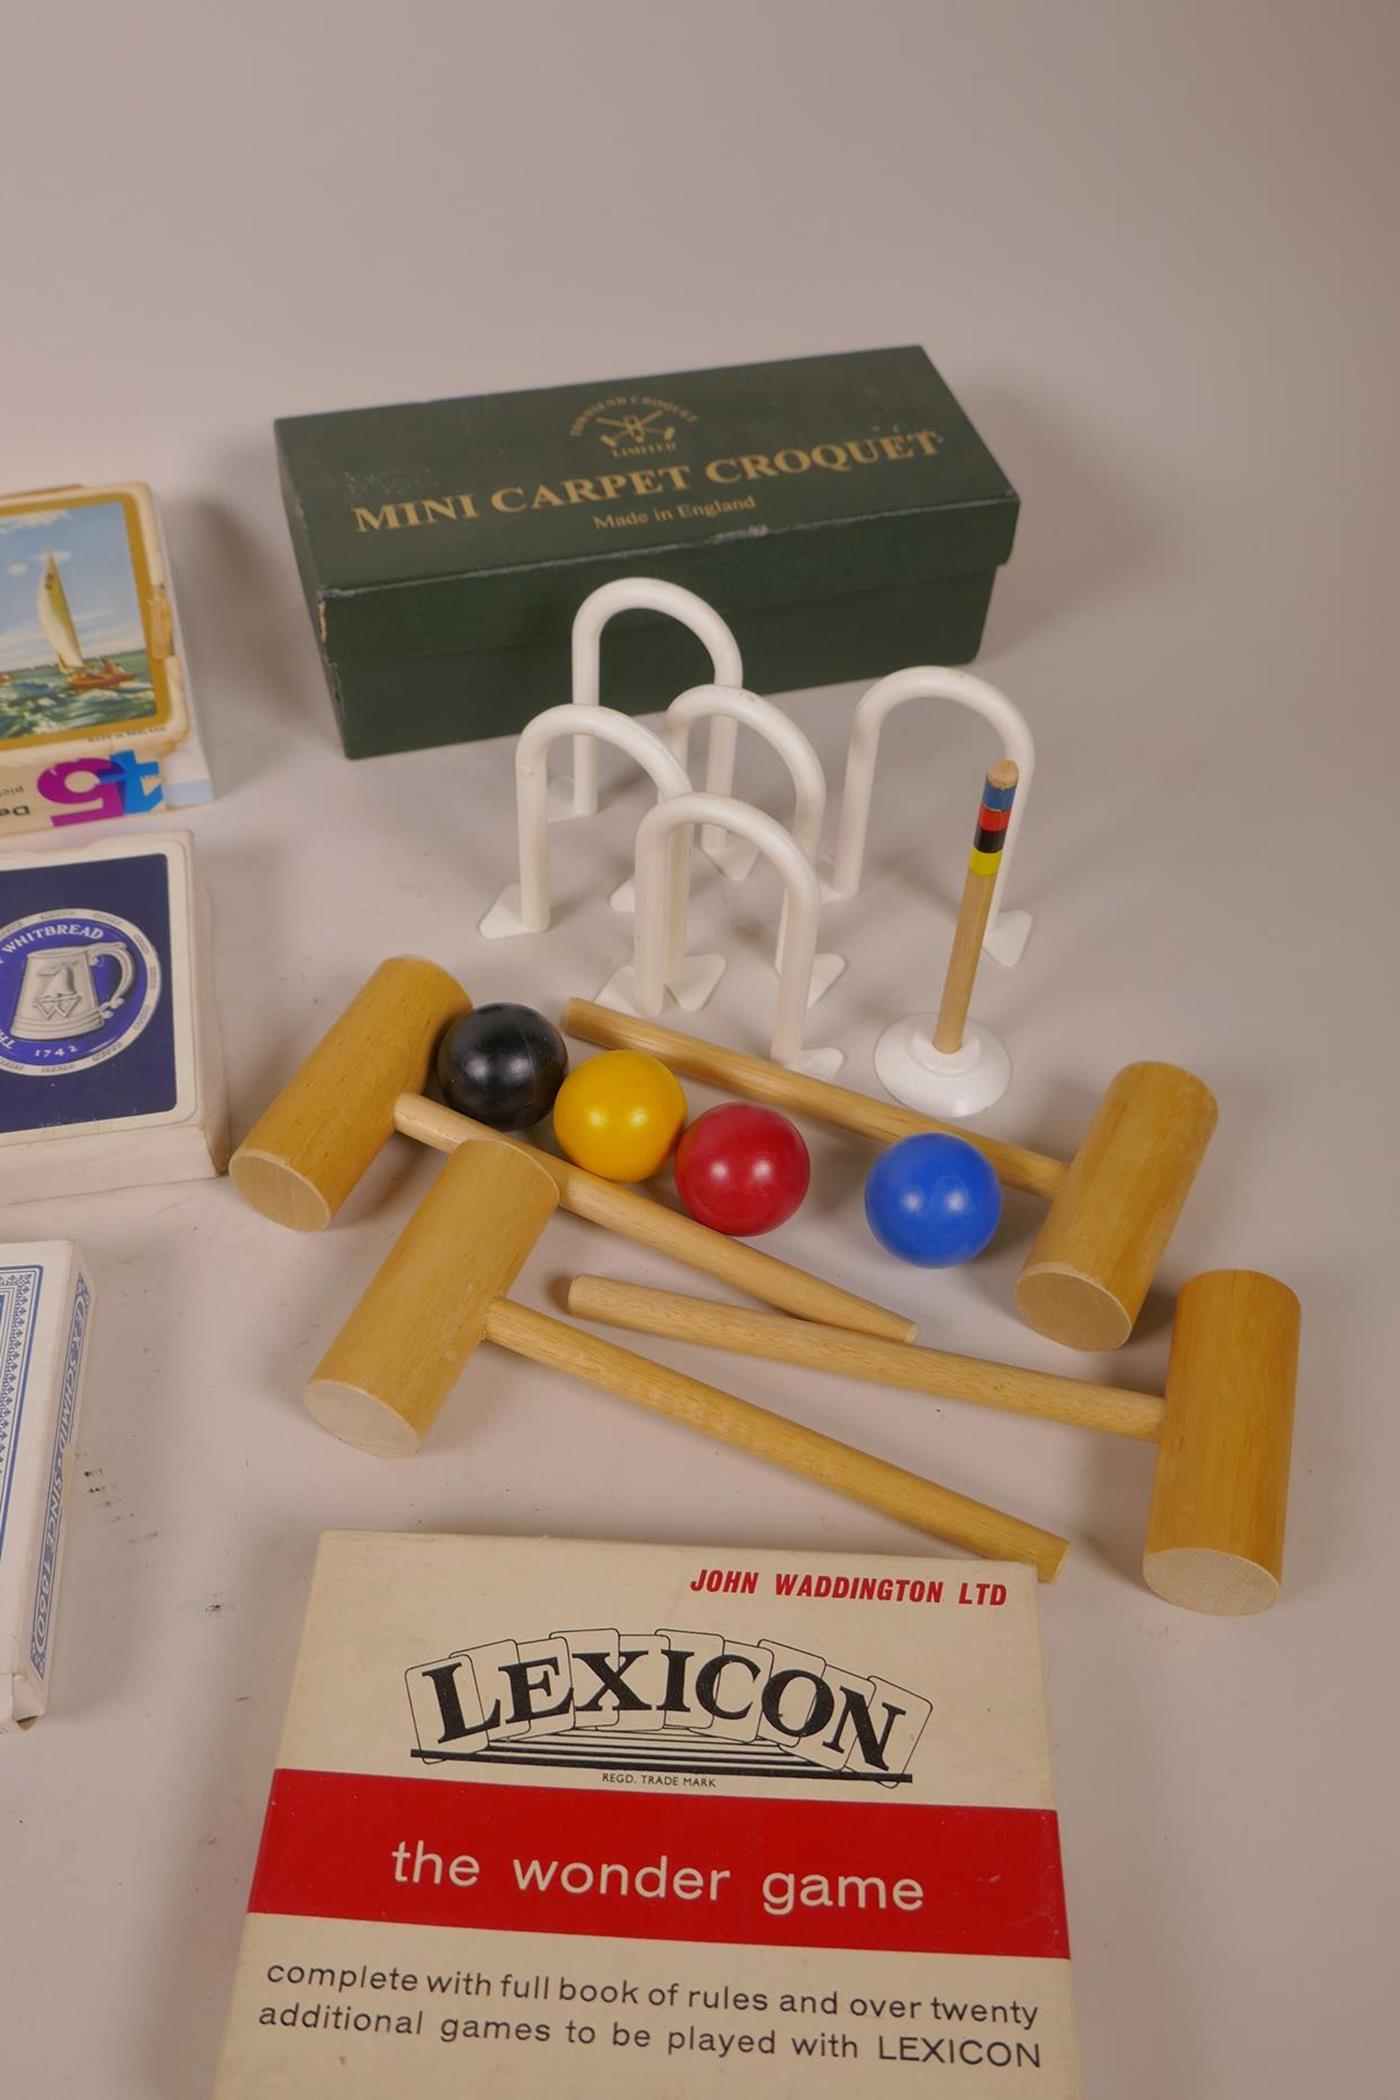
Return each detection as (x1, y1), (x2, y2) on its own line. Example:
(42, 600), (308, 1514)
(933, 759), (1020, 1054)
(968, 767), (1018, 876)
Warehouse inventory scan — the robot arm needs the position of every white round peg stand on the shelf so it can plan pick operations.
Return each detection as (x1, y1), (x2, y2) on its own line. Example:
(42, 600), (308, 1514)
(873, 1014), (1012, 1118)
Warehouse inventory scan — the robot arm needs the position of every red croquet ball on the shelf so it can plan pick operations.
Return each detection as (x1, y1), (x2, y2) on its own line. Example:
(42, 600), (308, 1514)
(674, 1104), (811, 1237)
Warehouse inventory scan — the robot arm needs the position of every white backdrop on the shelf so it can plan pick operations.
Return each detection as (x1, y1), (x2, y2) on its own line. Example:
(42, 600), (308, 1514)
(3, 3), (1397, 2095)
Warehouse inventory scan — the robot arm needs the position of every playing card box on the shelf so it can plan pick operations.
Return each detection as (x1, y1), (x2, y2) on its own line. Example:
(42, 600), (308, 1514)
(0, 1240), (95, 1730)
(0, 830), (226, 1203)
(0, 482), (211, 839)
(213, 1531), (1080, 2097)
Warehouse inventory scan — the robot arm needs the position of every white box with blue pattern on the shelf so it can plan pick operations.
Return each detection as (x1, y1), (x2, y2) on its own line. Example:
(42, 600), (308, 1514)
(0, 1240), (95, 1730)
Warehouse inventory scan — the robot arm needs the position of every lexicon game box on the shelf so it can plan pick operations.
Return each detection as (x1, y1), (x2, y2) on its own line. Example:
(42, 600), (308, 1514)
(275, 347), (1020, 757)
(212, 1531), (1080, 2097)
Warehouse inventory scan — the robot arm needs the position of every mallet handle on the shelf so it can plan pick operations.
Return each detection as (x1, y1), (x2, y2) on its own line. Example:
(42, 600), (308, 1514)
(484, 1299), (1069, 1581)
(561, 1000), (1067, 1203)
(933, 760), (1018, 1054)
(566, 1276), (1167, 1442)
(392, 1093), (916, 1344)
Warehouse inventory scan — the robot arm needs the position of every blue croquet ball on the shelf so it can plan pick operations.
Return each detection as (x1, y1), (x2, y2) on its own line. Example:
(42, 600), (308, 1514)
(864, 1133), (1003, 1267)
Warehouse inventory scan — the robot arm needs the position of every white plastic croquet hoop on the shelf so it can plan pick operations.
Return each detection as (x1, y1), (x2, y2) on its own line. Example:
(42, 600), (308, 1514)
(645, 683), (845, 1005)
(599, 791), (844, 1078)
(828, 666), (1035, 967)
(559, 577), (743, 821)
(662, 681), (825, 884)
(479, 708), (720, 1010)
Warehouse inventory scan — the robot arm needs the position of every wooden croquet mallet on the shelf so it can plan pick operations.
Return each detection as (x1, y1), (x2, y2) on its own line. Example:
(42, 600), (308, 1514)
(298, 1138), (1071, 1579)
(563, 999), (1219, 1354)
(566, 1274), (1301, 1615)
(228, 958), (915, 1343)
(934, 758), (1018, 1053)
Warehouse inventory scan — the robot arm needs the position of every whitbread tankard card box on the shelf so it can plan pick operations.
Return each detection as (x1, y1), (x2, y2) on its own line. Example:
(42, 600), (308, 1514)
(213, 1532), (1081, 2098)
(0, 830), (227, 1203)
(0, 481), (212, 838)
(0, 1240), (95, 1731)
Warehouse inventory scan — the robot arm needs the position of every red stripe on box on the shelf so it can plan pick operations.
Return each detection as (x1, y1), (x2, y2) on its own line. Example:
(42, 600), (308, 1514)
(247, 1769), (1069, 1960)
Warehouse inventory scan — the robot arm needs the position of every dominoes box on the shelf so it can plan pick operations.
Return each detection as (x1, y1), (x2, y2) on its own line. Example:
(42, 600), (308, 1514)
(0, 830), (226, 1203)
(214, 1532), (1081, 2097)
(0, 1241), (95, 1731)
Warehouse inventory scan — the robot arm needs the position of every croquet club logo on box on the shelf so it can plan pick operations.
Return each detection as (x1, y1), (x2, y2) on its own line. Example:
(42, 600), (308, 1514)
(0, 836), (194, 1140)
(213, 1533), (1081, 2098)
(570, 393), (699, 458)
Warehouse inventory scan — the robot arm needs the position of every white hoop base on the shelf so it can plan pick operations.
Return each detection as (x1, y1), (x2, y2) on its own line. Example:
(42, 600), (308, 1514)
(596, 953), (727, 1018)
(818, 869), (1033, 970)
(479, 884), (537, 941)
(788, 1042), (845, 1080)
(873, 1015), (1011, 1118)
(983, 909), (1034, 968)
(801, 951), (847, 1007)
(593, 969), (840, 1075)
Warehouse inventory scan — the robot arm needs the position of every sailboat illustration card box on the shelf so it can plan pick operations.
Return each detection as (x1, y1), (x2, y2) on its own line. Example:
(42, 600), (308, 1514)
(0, 1241), (95, 1731)
(0, 831), (227, 1202)
(0, 483), (212, 839)
(213, 1532), (1081, 2099)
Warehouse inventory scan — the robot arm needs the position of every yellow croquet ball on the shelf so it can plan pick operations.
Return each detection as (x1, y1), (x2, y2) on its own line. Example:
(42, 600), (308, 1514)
(552, 1050), (688, 1183)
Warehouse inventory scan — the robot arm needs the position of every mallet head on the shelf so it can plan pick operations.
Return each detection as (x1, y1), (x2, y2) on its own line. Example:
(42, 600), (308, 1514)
(230, 957), (468, 1230)
(1016, 1061), (1219, 1351)
(306, 1138), (560, 1456)
(1145, 1269), (1301, 1613)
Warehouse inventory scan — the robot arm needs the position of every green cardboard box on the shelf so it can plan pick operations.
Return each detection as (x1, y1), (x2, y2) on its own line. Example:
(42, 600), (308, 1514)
(275, 348), (1019, 760)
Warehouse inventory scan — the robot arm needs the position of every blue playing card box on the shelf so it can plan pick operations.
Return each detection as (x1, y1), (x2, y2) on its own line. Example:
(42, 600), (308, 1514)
(0, 831), (226, 1203)
(0, 1240), (95, 1728)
